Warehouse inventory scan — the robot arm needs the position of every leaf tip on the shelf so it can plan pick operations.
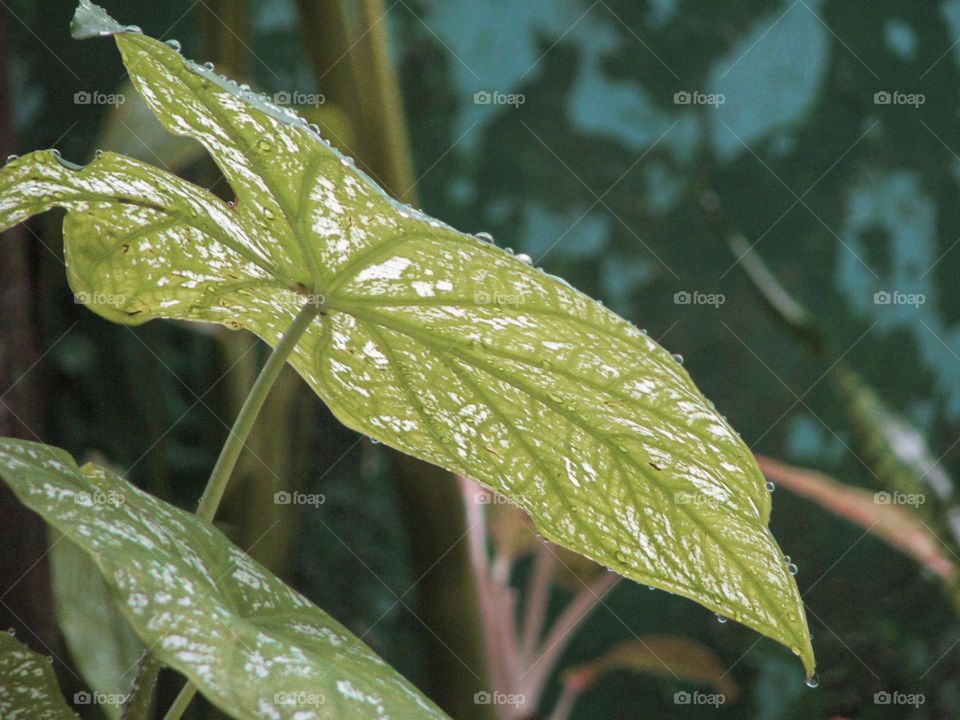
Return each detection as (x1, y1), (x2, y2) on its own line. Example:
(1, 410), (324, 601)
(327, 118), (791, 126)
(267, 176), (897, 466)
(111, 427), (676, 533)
(70, 0), (129, 41)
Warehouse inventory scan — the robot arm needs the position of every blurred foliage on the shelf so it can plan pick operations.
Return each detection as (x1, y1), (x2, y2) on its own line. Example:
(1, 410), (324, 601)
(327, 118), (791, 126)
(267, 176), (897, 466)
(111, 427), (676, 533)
(6, 0), (960, 717)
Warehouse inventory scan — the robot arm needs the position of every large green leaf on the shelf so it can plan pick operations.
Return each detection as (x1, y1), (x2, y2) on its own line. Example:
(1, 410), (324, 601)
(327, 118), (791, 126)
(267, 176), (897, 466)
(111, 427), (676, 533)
(0, 439), (448, 720)
(0, 0), (813, 672)
(0, 631), (78, 720)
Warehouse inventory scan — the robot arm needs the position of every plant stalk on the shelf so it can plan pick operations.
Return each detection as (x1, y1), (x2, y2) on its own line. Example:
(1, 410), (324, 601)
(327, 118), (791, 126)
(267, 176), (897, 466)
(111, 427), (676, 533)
(196, 301), (320, 521)
(521, 571), (620, 706)
(125, 301), (318, 720)
(161, 682), (199, 720)
(521, 543), (556, 658)
(355, 0), (418, 199)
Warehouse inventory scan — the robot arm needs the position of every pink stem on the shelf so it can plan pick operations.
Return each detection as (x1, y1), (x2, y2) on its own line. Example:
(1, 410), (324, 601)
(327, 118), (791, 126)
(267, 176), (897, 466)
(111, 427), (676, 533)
(546, 683), (580, 720)
(520, 570), (620, 705)
(521, 543), (555, 657)
(460, 478), (524, 713)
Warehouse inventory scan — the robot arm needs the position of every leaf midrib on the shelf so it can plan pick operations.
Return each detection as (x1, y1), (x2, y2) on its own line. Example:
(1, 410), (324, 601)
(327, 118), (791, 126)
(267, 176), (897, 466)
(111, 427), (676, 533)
(329, 299), (762, 507)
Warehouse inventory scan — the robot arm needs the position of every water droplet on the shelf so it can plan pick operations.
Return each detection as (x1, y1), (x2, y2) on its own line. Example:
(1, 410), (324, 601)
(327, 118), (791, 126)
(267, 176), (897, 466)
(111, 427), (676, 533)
(239, 83), (250, 92)
(51, 149), (61, 158)
(340, 156), (355, 167)
(475, 232), (494, 244)
(370, 438), (380, 445)
(615, 551), (627, 563)
(308, 123), (320, 134)
(94, 149), (103, 158)
(765, 480), (775, 492)
(124, 24), (143, 34)
(256, 138), (272, 152)
(203, 61), (214, 71)
(805, 673), (820, 689)
(787, 562), (798, 575)
(672, 353), (684, 365)
(165, 39), (181, 51)
(264, 208), (276, 220)
(5, 154), (18, 164)
(715, 614), (728, 624)
(516, 253), (533, 265)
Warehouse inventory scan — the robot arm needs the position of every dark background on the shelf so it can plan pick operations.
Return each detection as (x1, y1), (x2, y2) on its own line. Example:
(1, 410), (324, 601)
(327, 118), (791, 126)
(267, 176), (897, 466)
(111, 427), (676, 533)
(2, 0), (960, 718)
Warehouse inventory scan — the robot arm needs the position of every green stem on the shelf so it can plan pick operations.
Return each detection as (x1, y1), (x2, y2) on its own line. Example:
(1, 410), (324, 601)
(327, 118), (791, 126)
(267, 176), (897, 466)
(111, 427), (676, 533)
(126, 301), (318, 720)
(196, 301), (320, 521)
(161, 682), (199, 720)
(120, 653), (161, 720)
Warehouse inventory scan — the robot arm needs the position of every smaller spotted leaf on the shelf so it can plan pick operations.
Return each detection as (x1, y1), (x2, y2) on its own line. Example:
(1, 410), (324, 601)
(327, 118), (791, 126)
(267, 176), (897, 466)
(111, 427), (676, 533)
(0, 631), (78, 720)
(0, 439), (449, 720)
